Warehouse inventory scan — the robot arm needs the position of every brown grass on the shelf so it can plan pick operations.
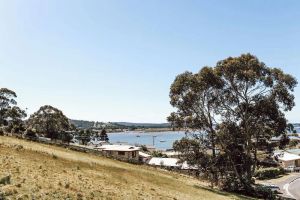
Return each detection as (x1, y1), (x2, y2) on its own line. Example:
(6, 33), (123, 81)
(0, 136), (251, 200)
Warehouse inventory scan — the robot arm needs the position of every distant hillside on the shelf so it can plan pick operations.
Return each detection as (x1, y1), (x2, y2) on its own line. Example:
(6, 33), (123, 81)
(69, 119), (96, 129)
(70, 119), (118, 129)
(70, 119), (171, 129)
(114, 122), (171, 128)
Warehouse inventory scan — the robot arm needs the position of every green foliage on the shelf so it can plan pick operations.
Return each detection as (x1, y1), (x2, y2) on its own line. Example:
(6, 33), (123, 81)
(0, 88), (26, 129)
(151, 151), (168, 158)
(99, 129), (109, 142)
(287, 123), (297, 133)
(289, 140), (298, 147)
(169, 54), (297, 194)
(27, 105), (71, 140)
(78, 129), (91, 145)
(279, 134), (290, 149)
(23, 128), (38, 139)
(0, 175), (11, 185)
(140, 145), (148, 152)
(61, 131), (73, 144)
(254, 185), (277, 200)
(254, 167), (284, 180)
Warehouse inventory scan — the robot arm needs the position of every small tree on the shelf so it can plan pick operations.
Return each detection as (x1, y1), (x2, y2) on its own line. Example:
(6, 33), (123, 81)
(78, 129), (91, 145)
(60, 131), (73, 144)
(0, 88), (26, 131)
(23, 128), (38, 139)
(100, 129), (109, 142)
(279, 134), (290, 149)
(287, 123), (297, 134)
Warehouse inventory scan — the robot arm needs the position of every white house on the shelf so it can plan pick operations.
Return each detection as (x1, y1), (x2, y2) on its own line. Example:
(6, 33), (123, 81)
(181, 161), (199, 170)
(276, 152), (300, 168)
(96, 144), (140, 161)
(139, 152), (152, 162)
(148, 157), (180, 168)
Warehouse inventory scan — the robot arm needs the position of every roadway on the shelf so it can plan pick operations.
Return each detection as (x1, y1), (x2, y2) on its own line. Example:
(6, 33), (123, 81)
(287, 178), (300, 199)
(274, 173), (300, 200)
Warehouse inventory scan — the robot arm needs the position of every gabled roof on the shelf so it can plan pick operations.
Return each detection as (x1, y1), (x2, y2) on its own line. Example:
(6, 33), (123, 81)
(148, 157), (180, 167)
(287, 149), (300, 155)
(164, 151), (181, 156)
(181, 161), (199, 170)
(277, 152), (300, 161)
(95, 144), (140, 152)
(288, 136), (300, 141)
(139, 152), (152, 158)
(271, 135), (300, 142)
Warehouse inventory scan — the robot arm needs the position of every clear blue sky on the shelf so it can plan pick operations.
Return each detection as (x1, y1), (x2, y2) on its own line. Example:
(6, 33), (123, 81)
(0, 0), (299, 123)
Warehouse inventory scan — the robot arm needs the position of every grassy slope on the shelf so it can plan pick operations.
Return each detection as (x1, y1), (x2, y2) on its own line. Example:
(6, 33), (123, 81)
(0, 136), (252, 200)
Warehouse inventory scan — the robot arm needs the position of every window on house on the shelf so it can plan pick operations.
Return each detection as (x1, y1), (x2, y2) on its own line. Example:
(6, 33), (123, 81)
(118, 151), (125, 156)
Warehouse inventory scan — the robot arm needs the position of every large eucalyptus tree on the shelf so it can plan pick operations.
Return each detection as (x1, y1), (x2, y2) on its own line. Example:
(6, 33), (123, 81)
(169, 54), (297, 192)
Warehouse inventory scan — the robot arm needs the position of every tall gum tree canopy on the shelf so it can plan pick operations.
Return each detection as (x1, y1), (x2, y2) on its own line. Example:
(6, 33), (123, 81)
(0, 88), (26, 127)
(27, 105), (71, 139)
(168, 54), (297, 193)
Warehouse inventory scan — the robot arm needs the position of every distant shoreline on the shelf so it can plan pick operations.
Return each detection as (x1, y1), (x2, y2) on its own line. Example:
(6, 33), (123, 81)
(107, 130), (184, 135)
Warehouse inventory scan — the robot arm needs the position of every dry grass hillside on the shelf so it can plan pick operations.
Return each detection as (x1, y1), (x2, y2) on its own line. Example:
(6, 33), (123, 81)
(0, 136), (252, 200)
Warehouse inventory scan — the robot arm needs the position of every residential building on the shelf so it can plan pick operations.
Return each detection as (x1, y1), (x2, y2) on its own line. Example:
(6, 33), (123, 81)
(139, 152), (152, 162)
(275, 152), (300, 168)
(96, 144), (140, 161)
(148, 157), (180, 168)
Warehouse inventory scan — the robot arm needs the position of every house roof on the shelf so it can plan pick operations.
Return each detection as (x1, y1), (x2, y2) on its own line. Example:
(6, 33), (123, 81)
(164, 151), (181, 156)
(270, 136), (281, 141)
(148, 157), (180, 167)
(287, 149), (300, 155)
(288, 136), (300, 141)
(271, 135), (300, 142)
(139, 152), (152, 158)
(95, 144), (140, 152)
(277, 152), (300, 161)
(181, 161), (199, 170)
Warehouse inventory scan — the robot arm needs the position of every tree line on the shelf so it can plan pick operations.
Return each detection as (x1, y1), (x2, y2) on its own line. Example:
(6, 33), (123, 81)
(168, 54), (297, 196)
(0, 90), (108, 143)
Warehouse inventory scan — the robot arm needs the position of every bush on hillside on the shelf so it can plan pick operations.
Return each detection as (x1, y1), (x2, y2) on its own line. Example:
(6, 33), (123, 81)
(140, 145), (148, 152)
(254, 167), (284, 180)
(151, 151), (168, 158)
(22, 128), (38, 140)
(289, 140), (298, 147)
(254, 185), (277, 200)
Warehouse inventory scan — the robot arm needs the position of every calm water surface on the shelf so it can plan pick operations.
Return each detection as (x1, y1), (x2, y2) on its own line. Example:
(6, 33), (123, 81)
(108, 131), (186, 150)
(108, 126), (300, 150)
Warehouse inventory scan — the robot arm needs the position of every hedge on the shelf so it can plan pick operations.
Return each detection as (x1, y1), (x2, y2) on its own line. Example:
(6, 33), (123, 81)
(254, 167), (284, 180)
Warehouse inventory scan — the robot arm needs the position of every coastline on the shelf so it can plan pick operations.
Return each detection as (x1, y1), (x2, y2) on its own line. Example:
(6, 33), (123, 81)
(107, 130), (183, 135)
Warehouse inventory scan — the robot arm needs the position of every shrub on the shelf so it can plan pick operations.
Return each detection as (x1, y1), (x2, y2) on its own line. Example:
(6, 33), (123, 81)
(52, 154), (58, 159)
(22, 128), (38, 140)
(140, 145), (148, 152)
(0, 175), (11, 185)
(151, 151), (168, 158)
(289, 140), (298, 147)
(254, 167), (284, 180)
(254, 185), (277, 200)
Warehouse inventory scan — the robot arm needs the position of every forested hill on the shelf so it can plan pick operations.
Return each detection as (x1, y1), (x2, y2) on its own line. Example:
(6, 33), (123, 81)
(70, 119), (171, 129)
(114, 122), (171, 128)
